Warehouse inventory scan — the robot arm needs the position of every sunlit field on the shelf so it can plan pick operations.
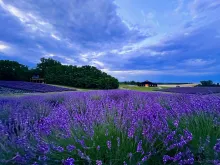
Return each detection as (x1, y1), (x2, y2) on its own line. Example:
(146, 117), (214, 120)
(0, 90), (220, 165)
(119, 84), (168, 92)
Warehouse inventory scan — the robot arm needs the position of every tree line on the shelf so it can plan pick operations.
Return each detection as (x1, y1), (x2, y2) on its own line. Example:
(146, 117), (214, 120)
(0, 58), (119, 89)
(198, 80), (219, 87)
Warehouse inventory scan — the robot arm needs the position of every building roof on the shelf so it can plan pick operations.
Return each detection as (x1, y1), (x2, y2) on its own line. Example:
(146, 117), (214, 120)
(139, 80), (157, 85)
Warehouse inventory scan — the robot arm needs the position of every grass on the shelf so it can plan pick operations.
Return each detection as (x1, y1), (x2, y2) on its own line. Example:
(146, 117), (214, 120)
(119, 84), (169, 92)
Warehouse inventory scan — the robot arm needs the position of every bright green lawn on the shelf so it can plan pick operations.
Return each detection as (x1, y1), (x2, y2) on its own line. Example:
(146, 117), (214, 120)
(119, 84), (169, 92)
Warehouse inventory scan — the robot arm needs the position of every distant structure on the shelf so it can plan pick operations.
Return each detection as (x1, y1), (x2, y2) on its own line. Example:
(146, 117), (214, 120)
(30, 75), (45, 83)
(138, 80), (158, 87)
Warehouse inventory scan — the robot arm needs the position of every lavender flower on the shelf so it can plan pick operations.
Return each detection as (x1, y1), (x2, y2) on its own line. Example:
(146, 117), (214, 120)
(137, 140), (143, 153)
(12, 153), (25, 163)
(173, 152), (182, 162)
(38, 155), (47, 161)
(66, 145), (76, 152)
(1, 89), (220, 165)
(38, 143), (50, 154)
(141, 156), (148, 162)
(96, 160), (102, 165)
(214, 139), (220, 152)
(174, 120), (179, 127)
(78, 139), (86, 148)
(183, 129), (193, 141)
(213, 160), (220, 165)
(55, 146), (64, 152)
(179, 158), (194, 165)
(107, 140), (111, 150)
(97, 145), (100, 151)
(163, 155), (173, 163)
(77, 149), (84, 159)
(128, 127), (135, 138)
(63, 158), (75, 165)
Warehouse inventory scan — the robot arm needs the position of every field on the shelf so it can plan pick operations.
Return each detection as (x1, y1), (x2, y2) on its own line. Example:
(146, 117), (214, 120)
(0, 81), (75, 95)
(0, 90), (220, 165)
(0, 86), (33, 95)
(119, 84), (168, 91)
(161, 87), (220, 95)
(158, 84), (198, 88)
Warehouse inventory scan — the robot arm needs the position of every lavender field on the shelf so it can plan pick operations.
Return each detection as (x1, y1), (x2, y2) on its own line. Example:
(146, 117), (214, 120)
(160, 87), (220, 95)
(0, 90), (220, 165)
(0, 81), (75, 94)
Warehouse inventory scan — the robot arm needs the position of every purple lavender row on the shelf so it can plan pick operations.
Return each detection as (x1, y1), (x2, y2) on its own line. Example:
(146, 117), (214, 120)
(160, 87), (220, 95)
(0, 81), (75, 93)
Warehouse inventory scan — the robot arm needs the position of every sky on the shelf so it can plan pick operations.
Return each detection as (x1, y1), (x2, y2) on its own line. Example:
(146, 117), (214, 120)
(0, 0), (220, 83)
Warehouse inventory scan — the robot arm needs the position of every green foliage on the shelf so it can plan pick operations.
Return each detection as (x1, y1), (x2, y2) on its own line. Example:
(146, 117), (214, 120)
(198, 80), (220, 87)
(200, 80), (214, 86)
(120, 81), (138, 85)
(0, 58), (119, 89)
(44, 65), (119, 89)
(40, 113), (220, 165)
(37, 58), (62, 77)
(45, 123), (158, 165)
(0, 60), (30, 81)
(178, 114), (220, 162)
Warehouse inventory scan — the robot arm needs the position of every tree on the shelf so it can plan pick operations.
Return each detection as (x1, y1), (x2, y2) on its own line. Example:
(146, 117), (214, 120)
(44, 63), (119, 89)
(0, 60), (30, 81)
(37, 58), (62, 77)
(200, 80), (214, 86)
(0, 58), (119, 89)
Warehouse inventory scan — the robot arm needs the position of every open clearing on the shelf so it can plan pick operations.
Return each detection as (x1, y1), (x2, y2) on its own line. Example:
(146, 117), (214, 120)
(158, 84), (198, 88)
(119, 84), (169, 92)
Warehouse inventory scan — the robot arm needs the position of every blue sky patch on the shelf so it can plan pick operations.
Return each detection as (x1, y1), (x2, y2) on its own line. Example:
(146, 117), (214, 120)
(0, 0), (219, 82)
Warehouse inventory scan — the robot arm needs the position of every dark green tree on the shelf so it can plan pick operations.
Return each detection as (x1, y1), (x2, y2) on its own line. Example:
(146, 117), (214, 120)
(37, 58), (62, 77)
(0, 58), (119, 89)
(200, 80), (214, 86)
(44, 64), (119, 89)
(0, 60), (30, 81)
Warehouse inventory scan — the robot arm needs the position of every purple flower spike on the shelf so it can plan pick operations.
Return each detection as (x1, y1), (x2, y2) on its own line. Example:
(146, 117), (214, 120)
(214, 139), (220, 152)
(38, 143), (50, 154)
(63, 158), (75, 165)
(137, 140), (143, 153)
(163, 155), (173, 163)
(55, 146), (64, 152)
(174, 120), (179, 128)
(96, 160), (102, 165)
(97, 145), (100, 151)
(66, 145), (76, 152)
(107, 140), (111, 150)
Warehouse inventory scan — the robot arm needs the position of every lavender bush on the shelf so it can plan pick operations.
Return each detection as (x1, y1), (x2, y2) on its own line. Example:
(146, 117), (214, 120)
(0, 86), (32, 95)
(0, 81), (75, 93)
(160, 87), (220, 95)
(0, 90), (220, 164)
